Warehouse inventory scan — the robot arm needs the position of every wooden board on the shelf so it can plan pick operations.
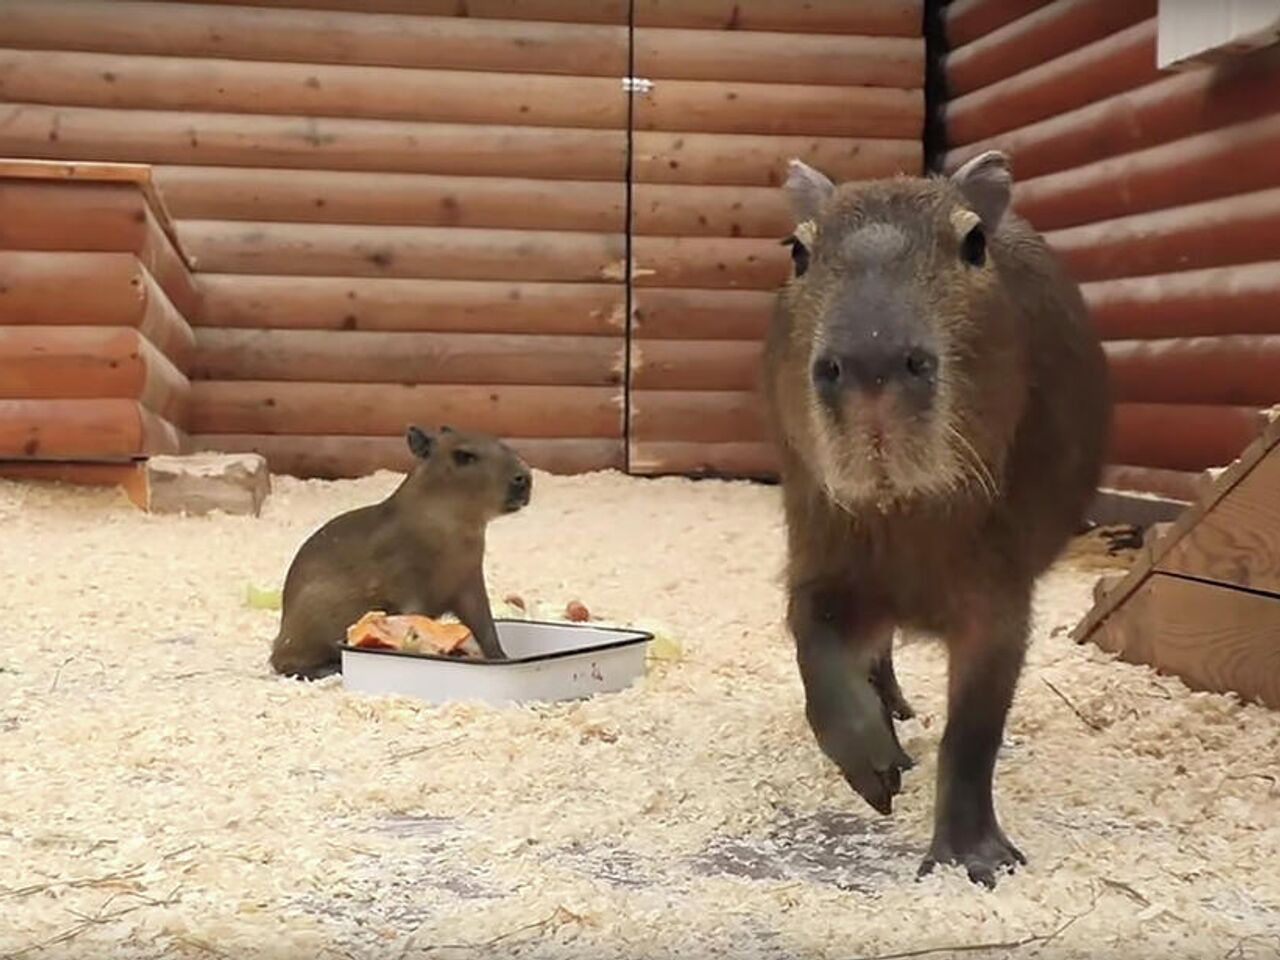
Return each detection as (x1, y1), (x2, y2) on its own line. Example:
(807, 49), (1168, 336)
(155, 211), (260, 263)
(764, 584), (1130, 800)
(0, 459), (148, 509)
(0, 398), (182, 458)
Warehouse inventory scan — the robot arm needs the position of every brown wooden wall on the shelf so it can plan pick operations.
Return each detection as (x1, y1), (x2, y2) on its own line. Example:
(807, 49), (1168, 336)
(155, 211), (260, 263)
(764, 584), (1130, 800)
(0, 0), (925, 479)
(943, 0), (1280, 504)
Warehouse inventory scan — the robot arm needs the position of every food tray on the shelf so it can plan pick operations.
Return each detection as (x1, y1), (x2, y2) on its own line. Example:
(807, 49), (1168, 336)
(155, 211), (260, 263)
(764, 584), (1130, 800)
(340, 618), (652, 705)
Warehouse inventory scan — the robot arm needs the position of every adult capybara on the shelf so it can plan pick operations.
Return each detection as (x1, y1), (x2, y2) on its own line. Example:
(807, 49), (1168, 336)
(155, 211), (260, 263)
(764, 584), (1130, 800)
(763, 151), (1110, 886)
(269, 426), (532, 679)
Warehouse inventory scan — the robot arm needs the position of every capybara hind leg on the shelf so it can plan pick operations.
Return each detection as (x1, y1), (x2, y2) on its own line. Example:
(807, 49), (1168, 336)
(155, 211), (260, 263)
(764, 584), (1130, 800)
(789, 583), (914, 815)
(920, 598), (1029, 887)
(872, 643), (915, 720)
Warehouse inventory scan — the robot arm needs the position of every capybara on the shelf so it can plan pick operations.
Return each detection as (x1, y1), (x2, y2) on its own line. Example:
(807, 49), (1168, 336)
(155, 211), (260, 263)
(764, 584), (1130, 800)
(763, 151), (1110, 886)
(269, 426), (532, 679)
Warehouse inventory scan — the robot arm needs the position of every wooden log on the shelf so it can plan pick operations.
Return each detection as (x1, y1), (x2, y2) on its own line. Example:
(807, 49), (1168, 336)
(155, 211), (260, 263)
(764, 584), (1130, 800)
(635, 28), (922, 87)
(0, 0), (628, 76)
(192, 329), (623, 387)
(196, 275), (626, 335)
(194, 433), (624, 478)
(0, 104), (628, 180)
(189, 381), (623, 438)
(0, 459), (149, 507)
(146, 0), (629, 23)
(946, 19), (1157, 148)
(153, 167), (625, 232)
(628, 440), (777, 477)
(1083, 263), (1280, 340)
(631, 236), (788, 290)
(0, 398), (178, 458)
(632, 131), (921, 186)
(945, 0), (1154, 97)
(629, 389), (766, 443)
(1100, 464), (1200, 503)
(631, 339), (763, 391)
(632, 288), (775, 340)
(1014, 113), (1280, 231)
(0, 252), (196, 369)
(636, 80), (922, 139)
(0, 326), (189, 425)
(1048, 188), (1280, 283)
(0, 49), (626, 131)
(1110, 403), (1265, 472)
(946, 44), (1280, 180)
(0, 179), (146, 253)
(632, 0), (922, 35)
(1104, 335), (1280, 407)
(1090, 572), (1280, 709)
(945, 0), (1054, 48)
(631, 183), (790, 238)
(178, 221), (628, 282)
(1158, 448), (1280, 595)
(140, 205), (202, 325)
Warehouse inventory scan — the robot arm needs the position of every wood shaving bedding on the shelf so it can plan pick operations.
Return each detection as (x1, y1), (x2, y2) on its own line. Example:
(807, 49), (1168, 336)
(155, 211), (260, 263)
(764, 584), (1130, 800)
(0, 471), (1276, 959)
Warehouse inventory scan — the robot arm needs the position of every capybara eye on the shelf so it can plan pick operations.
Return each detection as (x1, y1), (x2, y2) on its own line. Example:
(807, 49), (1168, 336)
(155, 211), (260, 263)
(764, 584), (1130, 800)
(783, 236), (810, 277)
(905, 348), (936, 379)
(960, 224), (986, 266)
(811, 356), (841, 387)
(452, 449), (478, 467)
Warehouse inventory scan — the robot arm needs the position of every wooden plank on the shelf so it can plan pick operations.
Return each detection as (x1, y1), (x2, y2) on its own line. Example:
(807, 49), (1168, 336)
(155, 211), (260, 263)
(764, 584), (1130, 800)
(632, 131), (921, 186)
(946, 0), (1054, 48)
(1014, 113), (1280, 232)
(629, 440), (777, 477)
(154, 167), (625, 232)
(1048, 188), (1280, 283)
(631, 236), (787, 290)
(632, 288), (774, 340)
(195, 275), (626, 336)
(189, 381), (623, 439)
(632, 0), (922, 35)
(0, 398), (149, 459)
(946, 43), (1280, 180)
(635, 28), (922, 87)
(0, 1), (629, 76)
(629, 389), (766, 443)
(0, 251), (196, 368)
(0, 104), (628, 180)
(946, 0), (1155, 97)
(1104, 335), (1280, 406)
(194, 433), (624, 478)
(138, 0), (630, 23)
(1158, 448), (1280, 595)
(631, 183), (789, 238)
(946, 19), (1158, 148)
(635, 80), (923, 139)
(178, 221), (627, 282)
(1091, 572), (1280, 709)
(192, 329), (623, 387)
(0, 179), (146, 253)
(1100, 464), (1199, 503)
(631, 339), (762, 391)
(0, 157), (153, 185)
(1083, 263), (1280, 341)
(1110, 403), (1266, 472)
(0, 459), (149, 508)
(0, 49), (626, 131)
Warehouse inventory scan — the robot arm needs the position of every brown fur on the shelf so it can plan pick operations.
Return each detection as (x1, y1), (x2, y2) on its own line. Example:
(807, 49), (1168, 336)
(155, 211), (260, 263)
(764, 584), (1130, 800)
(763, 153), (1109, 886)
(269, 426), (532, 679)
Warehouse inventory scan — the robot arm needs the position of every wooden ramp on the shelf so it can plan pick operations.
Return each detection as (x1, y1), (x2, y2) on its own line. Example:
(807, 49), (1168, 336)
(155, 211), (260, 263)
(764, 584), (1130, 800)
(1073, 408), (1280, 709)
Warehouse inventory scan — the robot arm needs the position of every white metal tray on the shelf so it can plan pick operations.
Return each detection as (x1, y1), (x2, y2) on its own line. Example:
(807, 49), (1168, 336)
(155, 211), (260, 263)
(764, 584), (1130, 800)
(340, 618), (652, 705)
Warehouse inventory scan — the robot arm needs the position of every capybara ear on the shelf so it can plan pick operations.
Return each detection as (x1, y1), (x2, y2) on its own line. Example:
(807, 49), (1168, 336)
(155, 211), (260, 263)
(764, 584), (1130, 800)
(784, 159), (835, 224)
(951, 150), (1012, 232)
(406, 425), (434, 459)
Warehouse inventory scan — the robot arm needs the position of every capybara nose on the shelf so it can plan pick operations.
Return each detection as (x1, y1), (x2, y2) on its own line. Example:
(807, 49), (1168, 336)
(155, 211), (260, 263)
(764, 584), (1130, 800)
(510, 471), (532, 499)
(811, 346), (937, 396)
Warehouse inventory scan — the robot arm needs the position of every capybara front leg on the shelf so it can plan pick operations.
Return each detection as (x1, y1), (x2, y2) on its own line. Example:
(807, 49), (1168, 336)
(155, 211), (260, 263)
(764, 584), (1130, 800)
(872, 643), (915, 720)
(921, 601), (1029, 887)
(452, 569), (507, 661)
(789, 583), (914, 815)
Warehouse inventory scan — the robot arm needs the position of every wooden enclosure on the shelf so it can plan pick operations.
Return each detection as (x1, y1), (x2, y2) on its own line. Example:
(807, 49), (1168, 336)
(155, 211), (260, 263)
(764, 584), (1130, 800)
(0, 0), (924, 478)
(942, 0), (1280, 506)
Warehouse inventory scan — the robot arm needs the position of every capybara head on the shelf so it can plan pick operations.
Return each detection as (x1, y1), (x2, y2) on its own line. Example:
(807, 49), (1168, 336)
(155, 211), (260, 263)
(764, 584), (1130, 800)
(403, 425), (532, 518)
(771, 150), (1028, 509)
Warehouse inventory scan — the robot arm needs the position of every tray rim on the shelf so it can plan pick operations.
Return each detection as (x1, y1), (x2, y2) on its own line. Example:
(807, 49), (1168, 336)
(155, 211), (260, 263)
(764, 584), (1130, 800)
(339, 617), (653, 667)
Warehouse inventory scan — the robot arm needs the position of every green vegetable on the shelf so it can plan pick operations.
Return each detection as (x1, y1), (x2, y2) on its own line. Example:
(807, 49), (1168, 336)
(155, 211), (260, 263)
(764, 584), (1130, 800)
(245, 583), (283, 610)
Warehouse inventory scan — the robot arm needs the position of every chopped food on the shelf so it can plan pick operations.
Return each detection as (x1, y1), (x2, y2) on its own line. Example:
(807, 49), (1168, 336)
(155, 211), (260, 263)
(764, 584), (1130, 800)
(244, 583), (282, 610)
(346, 611), (478, 658)
(503, 593), (527, 612)
(565, 600), (591, 622)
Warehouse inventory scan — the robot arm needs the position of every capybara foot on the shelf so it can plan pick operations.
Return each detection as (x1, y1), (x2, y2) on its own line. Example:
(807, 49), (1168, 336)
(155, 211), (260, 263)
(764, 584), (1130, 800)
(871, 655), (915, 721)
(919, 825), (1026, 888)
(810, 675), (915, 816)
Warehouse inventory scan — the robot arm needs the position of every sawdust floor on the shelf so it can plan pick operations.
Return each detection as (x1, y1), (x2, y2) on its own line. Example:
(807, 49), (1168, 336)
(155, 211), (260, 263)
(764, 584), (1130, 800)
(1, 471), (1277, 959)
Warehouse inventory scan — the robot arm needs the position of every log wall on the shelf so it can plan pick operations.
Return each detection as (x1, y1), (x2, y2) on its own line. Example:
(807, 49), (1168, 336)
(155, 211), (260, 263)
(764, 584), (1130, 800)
(943, 0), (1280, 503)
(0, 162), (194, 461)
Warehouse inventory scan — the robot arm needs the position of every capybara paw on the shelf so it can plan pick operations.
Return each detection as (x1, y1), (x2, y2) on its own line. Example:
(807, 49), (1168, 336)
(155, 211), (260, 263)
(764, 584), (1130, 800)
(814, 683), (915, 816)
(919, 830), (1026, 888)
